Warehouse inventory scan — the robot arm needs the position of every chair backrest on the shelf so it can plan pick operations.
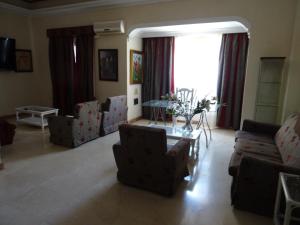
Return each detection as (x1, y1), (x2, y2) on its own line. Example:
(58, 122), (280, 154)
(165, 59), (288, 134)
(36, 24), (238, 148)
(119, 124), (168, 167)
(74, 100), (100, 120)
(176, 88), (194, 106)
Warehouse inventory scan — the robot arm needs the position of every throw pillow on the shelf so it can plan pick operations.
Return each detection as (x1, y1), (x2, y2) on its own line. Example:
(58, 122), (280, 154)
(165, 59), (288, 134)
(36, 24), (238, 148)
(275, 113), (300, 168)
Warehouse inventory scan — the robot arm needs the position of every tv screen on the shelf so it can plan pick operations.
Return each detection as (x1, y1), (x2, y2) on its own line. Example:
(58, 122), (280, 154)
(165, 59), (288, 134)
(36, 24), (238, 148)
(0, 37), (16, 70)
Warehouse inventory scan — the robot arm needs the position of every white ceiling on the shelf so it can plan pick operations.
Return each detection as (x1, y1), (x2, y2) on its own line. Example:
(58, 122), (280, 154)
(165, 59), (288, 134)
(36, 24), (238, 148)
(129, 21), (249, 38)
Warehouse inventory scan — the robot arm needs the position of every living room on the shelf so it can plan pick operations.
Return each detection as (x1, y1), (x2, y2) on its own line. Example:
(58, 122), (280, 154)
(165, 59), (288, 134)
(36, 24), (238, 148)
(0, 0), (300, 224)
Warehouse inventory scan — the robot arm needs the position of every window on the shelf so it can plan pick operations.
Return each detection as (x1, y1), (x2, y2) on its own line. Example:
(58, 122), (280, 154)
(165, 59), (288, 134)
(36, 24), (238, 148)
(174, 34), (222, 103)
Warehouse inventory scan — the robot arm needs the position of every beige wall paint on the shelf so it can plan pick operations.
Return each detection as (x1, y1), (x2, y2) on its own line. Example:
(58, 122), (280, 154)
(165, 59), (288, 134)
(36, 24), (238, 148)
(94, 35), (127, 105)
(30, 0), (298, 122)
(127, 37), (142, 121)
(0, 10), (40, 116)
(283, 1), (300, 119)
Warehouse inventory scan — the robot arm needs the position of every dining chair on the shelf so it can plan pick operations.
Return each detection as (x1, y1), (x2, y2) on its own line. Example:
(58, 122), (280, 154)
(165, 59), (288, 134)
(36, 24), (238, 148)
(175, 88), (194, 106)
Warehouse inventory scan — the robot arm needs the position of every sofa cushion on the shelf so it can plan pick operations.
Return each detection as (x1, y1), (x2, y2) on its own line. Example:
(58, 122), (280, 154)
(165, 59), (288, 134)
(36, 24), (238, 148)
(275, 113), (300, 168)
(228, 150), (282, 176)
(229, 138), (282, 176)
(235, 130), (274, 144)
(235, 139), (280, 158)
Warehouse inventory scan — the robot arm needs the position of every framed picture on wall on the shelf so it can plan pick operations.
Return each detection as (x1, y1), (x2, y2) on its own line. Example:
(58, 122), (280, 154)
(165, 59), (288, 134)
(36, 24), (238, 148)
(15, 49), (33, 72)
(130, 50), (143, 84)
(98, 49), (118, 81)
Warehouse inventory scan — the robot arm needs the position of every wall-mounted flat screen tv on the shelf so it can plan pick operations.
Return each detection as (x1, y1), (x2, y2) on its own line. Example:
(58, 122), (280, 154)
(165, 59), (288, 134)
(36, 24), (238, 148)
(0, 37), (16, 70)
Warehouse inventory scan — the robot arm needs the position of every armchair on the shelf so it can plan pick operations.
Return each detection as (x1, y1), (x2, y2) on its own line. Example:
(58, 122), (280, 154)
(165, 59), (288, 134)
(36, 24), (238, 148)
(100, 95), (128, 136)
(48, 100), (102, 148)
(0, 119), (16, 146)
(113, 124), (190, 196)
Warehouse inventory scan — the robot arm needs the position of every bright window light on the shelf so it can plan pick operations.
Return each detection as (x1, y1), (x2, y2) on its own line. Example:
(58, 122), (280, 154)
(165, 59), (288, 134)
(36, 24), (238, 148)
(174, 34), (222, 103)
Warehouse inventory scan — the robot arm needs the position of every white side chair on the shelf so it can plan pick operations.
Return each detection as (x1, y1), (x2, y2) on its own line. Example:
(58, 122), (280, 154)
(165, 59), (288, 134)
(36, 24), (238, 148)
(175, 88), (194, 106)
(175, 88), (194, 127)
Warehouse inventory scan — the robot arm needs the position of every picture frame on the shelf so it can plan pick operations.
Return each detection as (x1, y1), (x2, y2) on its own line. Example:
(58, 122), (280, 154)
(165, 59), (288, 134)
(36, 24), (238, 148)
(130, 50), (143, 84)
(98, 49), (118, 81)
(15, 49), (33, 72)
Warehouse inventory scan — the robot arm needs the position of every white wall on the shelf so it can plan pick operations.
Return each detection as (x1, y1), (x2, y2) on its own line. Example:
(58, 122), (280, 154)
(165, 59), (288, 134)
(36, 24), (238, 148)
(30, 0), (299, 123)
(127, 37), (142, 121)
(0, 10), (40, 116)
(283, 1), (300, 119)
(94, 35), (127, 104)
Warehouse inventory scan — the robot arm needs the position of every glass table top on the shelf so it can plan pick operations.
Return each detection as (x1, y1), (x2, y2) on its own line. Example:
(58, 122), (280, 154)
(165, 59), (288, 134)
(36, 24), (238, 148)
(148, 124), (201, 140)
(142, 100), (175, 108)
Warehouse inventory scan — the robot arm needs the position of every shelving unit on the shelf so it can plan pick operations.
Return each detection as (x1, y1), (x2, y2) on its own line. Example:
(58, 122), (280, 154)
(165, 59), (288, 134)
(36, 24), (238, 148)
(255, 57), (285, 124)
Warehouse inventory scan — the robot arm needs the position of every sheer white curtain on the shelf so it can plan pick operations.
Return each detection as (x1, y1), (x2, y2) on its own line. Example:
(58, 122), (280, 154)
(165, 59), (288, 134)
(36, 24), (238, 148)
(174, 34), (222, 126)
(174, 34), (222, 103)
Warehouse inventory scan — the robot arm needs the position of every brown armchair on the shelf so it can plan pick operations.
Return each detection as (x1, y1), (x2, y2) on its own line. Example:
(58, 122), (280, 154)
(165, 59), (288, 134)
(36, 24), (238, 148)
(113, 124), (190, 196)
(0, 119), (16, 146)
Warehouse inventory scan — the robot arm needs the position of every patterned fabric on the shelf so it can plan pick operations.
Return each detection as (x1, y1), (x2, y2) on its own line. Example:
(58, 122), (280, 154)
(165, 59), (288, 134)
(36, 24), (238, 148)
(73, 101), (101, 147)
(101, 95), (128, 136)
(275, 113), (300, 167)
(275, 114), (300, 168)
(48, 100), (101, 147)
(113, 124), (190, 196)
(228, 117), (300, 216)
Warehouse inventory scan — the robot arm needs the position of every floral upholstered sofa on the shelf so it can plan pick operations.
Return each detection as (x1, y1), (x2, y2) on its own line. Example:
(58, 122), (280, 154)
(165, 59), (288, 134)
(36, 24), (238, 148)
(228, 113), (300, 216)
(100, 95), (128, 136)
(48, 100), (102, 147)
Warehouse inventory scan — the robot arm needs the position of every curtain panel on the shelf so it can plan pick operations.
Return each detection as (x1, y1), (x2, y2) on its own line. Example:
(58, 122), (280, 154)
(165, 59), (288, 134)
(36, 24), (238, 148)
(47, 26), (95, 115)
(216, 33), (249, 130)
(142, 37), (175, 119)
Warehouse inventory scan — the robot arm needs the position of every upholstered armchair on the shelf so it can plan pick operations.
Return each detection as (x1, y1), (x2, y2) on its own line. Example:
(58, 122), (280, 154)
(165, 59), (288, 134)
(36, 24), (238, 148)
(0, 119), (16, 146)
(113, 124), (190, 196)
(48, 100), (102, 148)
(100, 95), (128, 136)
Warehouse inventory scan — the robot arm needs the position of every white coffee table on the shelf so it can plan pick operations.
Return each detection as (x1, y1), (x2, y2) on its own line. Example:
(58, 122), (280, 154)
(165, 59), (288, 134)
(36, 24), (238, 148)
(16, 106), (59, 131)
(149, 124), (202, 159)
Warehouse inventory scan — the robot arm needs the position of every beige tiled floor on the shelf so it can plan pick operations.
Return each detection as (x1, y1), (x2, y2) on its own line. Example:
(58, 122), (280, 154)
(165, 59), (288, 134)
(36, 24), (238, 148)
(0, 121), (273, 225)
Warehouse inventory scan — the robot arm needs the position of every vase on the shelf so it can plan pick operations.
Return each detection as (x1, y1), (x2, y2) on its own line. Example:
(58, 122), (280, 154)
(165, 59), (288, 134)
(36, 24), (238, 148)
(182, 114), (193, 132)
(172, 115), (177, 127)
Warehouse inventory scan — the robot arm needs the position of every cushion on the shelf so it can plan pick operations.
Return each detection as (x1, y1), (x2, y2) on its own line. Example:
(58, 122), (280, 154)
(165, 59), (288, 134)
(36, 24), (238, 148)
(228, 150), (282, 176)
(235, 130), (274, 144)
(235, 139), (281, 159)
(275, 113), (300, 168)
(229, 139), (282, 176)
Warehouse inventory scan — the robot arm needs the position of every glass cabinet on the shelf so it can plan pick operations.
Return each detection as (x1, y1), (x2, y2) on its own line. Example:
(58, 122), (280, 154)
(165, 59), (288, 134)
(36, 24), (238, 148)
(255, 57), (285, 124)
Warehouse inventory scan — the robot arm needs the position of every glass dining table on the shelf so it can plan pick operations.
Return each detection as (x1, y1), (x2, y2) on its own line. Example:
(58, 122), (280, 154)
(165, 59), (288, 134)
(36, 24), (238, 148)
(142, 100), (174, 124)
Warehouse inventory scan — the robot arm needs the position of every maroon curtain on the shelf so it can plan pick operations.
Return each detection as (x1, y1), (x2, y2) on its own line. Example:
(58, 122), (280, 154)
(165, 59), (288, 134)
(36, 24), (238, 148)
(216, 33), (249, 130)
(142, 37), (175, 119)
(47, 26), (95, 115)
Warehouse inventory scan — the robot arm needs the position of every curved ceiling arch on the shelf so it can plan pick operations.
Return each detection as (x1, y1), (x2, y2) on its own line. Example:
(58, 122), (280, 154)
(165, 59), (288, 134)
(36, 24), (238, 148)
(128, 17), (250, 39)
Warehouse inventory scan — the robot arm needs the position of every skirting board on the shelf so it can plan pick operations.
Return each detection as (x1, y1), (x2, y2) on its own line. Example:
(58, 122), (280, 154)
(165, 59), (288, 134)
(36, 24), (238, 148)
(128, 116), (142, 124)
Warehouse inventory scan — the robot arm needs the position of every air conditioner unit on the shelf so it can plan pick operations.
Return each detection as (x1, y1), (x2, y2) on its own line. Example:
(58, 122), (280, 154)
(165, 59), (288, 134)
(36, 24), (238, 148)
(93, 20), (125, 34)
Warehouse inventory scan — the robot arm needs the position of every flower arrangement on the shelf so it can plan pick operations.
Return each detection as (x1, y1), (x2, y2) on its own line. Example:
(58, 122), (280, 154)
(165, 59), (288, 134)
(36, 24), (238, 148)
(193, 96), (216, 115)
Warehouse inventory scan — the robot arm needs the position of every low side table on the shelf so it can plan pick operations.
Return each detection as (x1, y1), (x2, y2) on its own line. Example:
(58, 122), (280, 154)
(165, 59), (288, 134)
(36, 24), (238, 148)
(274, 172), (300, 225)
(16, 106), (59, 131)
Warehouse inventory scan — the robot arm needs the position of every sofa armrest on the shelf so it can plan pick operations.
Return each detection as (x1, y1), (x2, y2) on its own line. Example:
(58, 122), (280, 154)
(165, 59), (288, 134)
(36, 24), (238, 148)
(233, 155), (300, 215)
(242, 119), (281, 137)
